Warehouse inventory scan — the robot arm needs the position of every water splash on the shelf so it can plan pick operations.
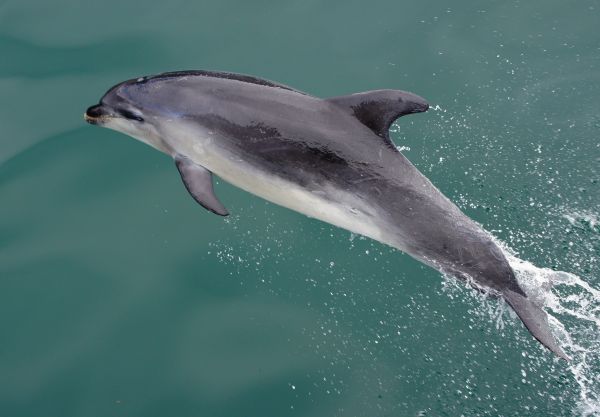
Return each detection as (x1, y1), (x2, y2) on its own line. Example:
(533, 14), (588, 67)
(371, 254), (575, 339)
(439, 226), (600, 415)
(563, 210), (600, 233)
(504, 252), (600, 416)
(210, 206), (600, 414)
(429, 104), (447, 112)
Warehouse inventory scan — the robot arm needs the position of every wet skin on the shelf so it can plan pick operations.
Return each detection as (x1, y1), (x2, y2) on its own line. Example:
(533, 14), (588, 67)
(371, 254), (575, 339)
(85, 71), (567, 359)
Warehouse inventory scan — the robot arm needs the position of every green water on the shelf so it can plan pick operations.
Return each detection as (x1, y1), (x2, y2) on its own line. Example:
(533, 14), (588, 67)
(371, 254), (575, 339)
(1, 0), (599, 416)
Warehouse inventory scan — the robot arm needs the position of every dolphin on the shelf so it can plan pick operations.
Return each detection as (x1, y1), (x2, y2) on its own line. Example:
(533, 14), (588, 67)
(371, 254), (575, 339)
(85, 70), (568, 360)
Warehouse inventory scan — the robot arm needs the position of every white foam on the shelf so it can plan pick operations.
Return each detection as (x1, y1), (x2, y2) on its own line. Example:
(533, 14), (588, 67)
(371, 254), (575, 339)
(502, 249), (600, 416)
(563, 210), (599, 231)
(429, 104), (447, 112)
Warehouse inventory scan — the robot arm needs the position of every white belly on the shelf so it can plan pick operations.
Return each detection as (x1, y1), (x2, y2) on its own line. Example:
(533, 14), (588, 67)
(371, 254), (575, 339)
(214, 155), (384, 243)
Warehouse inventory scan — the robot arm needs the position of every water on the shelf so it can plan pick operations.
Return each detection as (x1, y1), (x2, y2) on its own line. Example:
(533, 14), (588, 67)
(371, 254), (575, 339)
(1, 0), (599, 416)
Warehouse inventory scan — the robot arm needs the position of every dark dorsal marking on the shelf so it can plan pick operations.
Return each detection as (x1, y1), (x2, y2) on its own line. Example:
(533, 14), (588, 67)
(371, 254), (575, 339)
(146, 70), (308, 95)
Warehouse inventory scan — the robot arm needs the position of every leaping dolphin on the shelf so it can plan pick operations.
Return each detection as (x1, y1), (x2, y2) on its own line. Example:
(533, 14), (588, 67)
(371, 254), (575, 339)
(85, 70), (568, 360)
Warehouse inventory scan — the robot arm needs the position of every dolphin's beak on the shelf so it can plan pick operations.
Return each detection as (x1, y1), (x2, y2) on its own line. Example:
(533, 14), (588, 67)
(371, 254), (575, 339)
(84, 104), (110, 125)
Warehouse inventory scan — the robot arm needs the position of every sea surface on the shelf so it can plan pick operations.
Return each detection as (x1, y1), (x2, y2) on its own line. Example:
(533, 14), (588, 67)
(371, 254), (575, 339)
(1, 0), (599, 416)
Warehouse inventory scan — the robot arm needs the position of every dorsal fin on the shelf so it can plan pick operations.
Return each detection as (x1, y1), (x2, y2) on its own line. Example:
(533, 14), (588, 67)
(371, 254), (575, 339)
(327, 89), (429, 139)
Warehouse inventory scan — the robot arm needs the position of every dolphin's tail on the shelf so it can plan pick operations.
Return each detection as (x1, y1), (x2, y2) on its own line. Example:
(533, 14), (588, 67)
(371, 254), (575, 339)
(503, 289), (570, 361)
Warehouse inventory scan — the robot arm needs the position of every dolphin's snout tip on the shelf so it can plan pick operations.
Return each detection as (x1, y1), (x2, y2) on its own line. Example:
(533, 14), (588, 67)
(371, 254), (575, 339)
(86, 104), (104, 118)
(84, 104), (106, 124)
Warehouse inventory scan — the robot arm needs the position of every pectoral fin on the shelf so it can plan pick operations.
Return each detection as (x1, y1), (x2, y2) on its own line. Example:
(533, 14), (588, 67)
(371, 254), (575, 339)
(174, 155), (229, 216)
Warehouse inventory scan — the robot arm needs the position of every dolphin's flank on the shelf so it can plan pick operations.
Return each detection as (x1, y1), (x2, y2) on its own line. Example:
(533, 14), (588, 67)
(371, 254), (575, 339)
(85, 70), (568, 360)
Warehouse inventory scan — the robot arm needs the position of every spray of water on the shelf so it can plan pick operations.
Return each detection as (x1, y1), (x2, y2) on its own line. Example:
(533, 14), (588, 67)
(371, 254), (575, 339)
(500, 247), (600, 416)
(424, 100), (600, 415)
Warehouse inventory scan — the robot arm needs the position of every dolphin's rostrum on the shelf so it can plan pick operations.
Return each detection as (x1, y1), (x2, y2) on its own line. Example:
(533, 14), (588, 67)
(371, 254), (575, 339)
(85, 70), (568, 360)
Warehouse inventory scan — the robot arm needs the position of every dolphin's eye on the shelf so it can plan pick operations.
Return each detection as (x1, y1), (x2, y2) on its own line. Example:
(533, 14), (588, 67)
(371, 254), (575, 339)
(119, 109), (144, 122)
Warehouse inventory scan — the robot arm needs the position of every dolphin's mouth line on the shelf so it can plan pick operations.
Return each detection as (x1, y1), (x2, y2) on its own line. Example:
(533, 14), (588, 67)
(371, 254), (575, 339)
(83, 113), (112, 125)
